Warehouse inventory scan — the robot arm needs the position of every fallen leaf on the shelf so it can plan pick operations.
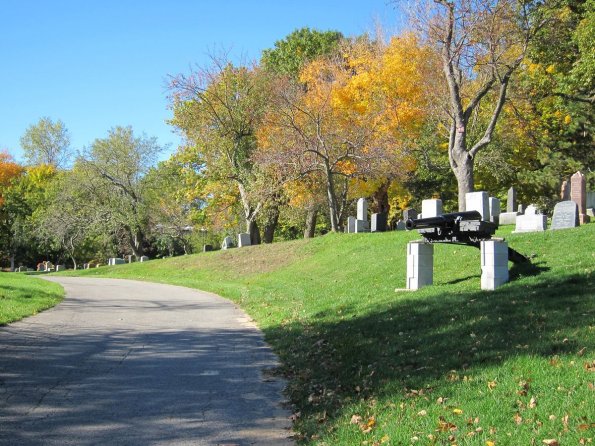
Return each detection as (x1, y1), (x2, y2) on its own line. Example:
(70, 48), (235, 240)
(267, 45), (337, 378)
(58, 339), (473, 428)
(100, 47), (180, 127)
(453, 408), (464, 415)
(488, 381), (497, 390)
(418, 410), (428, 416)
(529, 397), (537, 408)
(577, 347), (586, 357)
(380, 434), (390, 443)
(542, 440), (559, 446)
(350, 414), (362, 424)
(562, 414), (569, 431)
(514, 413), (523, 425)
(486, 441), (495, 446)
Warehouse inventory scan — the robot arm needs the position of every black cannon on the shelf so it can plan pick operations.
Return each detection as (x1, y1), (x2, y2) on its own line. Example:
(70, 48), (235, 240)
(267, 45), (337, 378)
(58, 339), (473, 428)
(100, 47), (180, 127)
(406, 210), (528, 263)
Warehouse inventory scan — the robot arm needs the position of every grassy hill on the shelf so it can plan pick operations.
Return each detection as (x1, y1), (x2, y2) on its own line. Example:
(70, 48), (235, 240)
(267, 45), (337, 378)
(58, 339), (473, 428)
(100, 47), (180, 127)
(0, 273), (64, 325)
(61, 225), (595, 445)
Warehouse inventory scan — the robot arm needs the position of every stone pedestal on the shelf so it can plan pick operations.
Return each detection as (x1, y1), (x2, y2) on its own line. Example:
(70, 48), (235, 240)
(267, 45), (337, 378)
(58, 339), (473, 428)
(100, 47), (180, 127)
(498, 212), (518, 225)
(466, 191), (490, 221)
(421, 199), (442, 218)
(355, 220), (369, 233)
(406, 241), (434, 290)
(238, 233), (251, 247)
(480, 240), (509, 290)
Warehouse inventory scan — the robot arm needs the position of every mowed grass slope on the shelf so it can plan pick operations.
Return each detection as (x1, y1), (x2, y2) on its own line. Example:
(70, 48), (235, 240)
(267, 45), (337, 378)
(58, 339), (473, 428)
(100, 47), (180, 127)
(62, 225), (595, 445)
(0, 273), (64, 325)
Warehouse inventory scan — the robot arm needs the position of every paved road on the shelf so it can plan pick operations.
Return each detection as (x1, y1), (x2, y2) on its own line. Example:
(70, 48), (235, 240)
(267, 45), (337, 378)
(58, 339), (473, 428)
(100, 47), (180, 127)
(0, 277), (293, 446)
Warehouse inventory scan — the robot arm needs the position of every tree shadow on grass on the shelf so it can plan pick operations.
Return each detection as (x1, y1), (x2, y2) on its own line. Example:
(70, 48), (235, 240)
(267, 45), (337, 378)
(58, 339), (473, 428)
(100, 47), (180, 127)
(265, 271), (593, 439)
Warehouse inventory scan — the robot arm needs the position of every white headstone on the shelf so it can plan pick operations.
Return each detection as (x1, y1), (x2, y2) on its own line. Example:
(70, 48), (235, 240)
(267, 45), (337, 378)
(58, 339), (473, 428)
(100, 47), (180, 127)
(347, 216), (356, 233)
(140, 256), (149, 262)
(421, 199), (442, 218)
(221, 236), (234, 250)
(113, 258), (125, 265)
(466, 191), (490, 221)
(489, 197), (501, 225)
(357, 198), (368, 221)
(498, 212), (518, 225)
(551, 201), (579, 230)
(515, 211), (547, 232)
(238, 233), (251, 247)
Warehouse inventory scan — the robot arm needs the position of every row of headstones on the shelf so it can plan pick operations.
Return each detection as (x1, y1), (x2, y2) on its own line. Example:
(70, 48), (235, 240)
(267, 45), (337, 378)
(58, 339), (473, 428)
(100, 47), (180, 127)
(107, 255), (149, 266)
(346, 198), (403, 233)
(220, 233), (252, 250)
(36, 261), (66, 272)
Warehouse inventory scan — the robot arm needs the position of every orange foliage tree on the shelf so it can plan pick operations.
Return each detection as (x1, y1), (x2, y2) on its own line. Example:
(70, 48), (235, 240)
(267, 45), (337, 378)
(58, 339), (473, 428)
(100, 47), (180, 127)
(256, 35), (434, 231)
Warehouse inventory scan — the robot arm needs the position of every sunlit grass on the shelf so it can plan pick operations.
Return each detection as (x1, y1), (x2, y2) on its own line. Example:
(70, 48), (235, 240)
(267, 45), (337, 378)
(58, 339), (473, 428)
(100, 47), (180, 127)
(0, 273), (64, 325)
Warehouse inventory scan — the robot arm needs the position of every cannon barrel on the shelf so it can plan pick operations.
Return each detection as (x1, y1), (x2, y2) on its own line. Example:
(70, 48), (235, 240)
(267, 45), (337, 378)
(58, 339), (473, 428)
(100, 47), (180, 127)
(405, 210), (482, 230)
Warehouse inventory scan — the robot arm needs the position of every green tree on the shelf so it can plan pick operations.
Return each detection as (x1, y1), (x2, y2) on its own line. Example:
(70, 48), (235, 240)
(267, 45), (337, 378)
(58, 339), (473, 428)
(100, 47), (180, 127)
(77, 127), (163, 259)
(261, 27), (343, 78)
(20, 117), (72, 168)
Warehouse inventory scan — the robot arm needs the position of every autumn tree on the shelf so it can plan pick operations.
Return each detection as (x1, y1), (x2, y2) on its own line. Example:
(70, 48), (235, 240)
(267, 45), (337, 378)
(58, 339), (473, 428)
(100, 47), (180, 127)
(20, 117), (72, 168)
(409, 0), (541, 209)
(169, 58), (273, 244)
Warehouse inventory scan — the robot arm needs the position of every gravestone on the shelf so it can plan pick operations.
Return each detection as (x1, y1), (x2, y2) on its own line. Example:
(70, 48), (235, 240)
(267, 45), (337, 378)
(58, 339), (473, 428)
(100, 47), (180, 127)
(203, 244), (213, 252)
(56, 265), (65, 272)
(113, 258), (125, 265)
(514, 204), (547, 232)
(96, 264), (101, 268)
(489, 197), (501, 225)
(221, 236), (234, 250)
(17, 266), (27, 272)
(357, 198), (368, 221)
(507, 187), (517, 213)
(403, 208), (417, 221)
(421, 199), (442, 218)
(83, 263), (89, 269)
(551, 201), (579, 230)
(127, 255), (133, 263)
(140, 255), (149, 262)
(347, 216), (356, 234)
(518, 204), (525, 214)
(466, 191), (490, 221)
(395, 220), (406, 231)
(355, 198), (369, 232)
(560, 179), (571, 201)
(371, 212), (387, 232)
(570, 171), (590, 224)
(238, 233), (251, 247)
(587, 191), (595, 210)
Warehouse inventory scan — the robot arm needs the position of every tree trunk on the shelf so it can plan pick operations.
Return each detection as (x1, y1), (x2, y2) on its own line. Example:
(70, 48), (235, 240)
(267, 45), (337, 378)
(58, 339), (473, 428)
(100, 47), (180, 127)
(324, 166), (340, 232)
(262, 205), (279, 244)
(450, 141), (475, 211)
(128, 228), (145, 259)
(371, 181), (391, 214)
(71, 255), (77, 270)
(247, 219), (261, 245)
(304, 205), (318, 238)
(9, 255), (15, 272)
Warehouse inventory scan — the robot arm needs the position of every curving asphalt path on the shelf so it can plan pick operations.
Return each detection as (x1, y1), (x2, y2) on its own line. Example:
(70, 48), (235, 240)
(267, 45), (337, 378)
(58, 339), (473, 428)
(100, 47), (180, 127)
(0, 277), (293, 446)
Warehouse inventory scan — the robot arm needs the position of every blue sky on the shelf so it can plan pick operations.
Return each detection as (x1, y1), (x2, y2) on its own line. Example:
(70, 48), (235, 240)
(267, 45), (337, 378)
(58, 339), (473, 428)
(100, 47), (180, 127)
(1, 1), (404, 162)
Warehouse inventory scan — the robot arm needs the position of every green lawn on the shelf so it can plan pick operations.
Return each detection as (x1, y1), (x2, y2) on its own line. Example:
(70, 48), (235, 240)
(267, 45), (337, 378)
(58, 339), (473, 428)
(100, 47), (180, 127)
(60, 224), (595, 445)
(0, 273), (64, 325)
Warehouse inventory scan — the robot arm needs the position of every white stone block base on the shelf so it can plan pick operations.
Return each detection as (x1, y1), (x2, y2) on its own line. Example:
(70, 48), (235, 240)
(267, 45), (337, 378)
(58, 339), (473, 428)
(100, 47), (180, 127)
(406, 241), (434, 290)
(499, 212), (518, 225)
(480, 240), (509, 290)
